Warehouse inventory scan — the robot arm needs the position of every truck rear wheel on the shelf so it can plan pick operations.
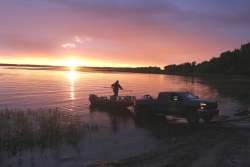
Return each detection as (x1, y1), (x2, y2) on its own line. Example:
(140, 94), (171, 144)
(186, 114), (199, 125)
(202, 115), (213, 123)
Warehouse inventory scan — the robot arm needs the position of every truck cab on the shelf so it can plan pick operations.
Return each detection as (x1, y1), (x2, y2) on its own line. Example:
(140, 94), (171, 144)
(135, 92), (219, 124)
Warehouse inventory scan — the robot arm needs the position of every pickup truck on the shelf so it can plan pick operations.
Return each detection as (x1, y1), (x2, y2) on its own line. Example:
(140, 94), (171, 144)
(135, 92), (219, 124)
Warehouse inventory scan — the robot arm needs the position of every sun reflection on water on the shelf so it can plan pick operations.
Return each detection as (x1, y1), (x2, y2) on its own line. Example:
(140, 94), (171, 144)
(66, 69), (78, 100)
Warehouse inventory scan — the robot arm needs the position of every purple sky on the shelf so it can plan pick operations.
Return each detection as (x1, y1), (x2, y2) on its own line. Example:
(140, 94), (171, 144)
(0, 0), (250, 67)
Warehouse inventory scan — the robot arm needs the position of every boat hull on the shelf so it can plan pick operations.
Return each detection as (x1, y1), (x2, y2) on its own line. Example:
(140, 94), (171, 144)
(89, 94), (136, 109)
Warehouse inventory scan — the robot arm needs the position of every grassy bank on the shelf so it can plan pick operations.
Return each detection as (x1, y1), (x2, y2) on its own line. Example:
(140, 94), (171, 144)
(0, 108), (98, 155)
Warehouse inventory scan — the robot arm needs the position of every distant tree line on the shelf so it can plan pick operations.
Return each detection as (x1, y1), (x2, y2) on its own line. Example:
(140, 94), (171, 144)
(87, 66), (162, 74)
(164, 43), (250, 76)
(0, 63), (162, 74)
(1, 43), (250, 76)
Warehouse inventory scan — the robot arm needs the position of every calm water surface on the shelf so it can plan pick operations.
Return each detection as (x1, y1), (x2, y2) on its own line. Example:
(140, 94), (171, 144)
(0, 67), (248, 115)
(0, 67), (249, 167)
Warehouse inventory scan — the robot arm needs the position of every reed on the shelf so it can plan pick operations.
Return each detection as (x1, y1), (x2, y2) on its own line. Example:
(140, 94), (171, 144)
(0, 108), (98, 155)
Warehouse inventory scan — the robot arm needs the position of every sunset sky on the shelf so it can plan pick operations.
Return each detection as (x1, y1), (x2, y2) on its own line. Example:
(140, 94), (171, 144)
(0, 0), (250, 67)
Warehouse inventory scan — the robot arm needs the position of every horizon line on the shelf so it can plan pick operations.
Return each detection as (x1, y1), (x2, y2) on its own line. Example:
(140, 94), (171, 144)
(0, 63), (163, 69)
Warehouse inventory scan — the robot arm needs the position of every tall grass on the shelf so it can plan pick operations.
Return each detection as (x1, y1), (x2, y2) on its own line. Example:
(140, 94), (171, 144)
(0, 108), (98, 155)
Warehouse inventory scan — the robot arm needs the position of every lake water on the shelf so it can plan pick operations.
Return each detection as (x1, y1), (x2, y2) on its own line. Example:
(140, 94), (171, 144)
(0, 67), (249, 115)
(0, 67), (250, 167)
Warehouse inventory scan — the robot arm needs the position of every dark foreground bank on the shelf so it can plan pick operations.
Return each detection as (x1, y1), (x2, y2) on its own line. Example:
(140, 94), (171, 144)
(88, 115), (250, 167)
(1, 108), (250, 167)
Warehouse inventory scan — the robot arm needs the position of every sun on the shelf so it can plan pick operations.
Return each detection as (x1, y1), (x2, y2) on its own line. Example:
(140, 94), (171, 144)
(65, 59), (80, 71)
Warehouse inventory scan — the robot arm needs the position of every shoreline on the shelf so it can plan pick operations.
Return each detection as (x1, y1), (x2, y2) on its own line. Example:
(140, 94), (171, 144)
(88, 115), (250, 167)
(1, 64), (250, 80)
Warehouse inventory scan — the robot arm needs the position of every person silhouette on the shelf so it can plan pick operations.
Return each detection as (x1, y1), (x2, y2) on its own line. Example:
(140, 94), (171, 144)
(111, 80), (123, 98)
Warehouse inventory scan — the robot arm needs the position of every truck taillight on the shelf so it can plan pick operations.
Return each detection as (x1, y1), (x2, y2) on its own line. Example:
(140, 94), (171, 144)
(200, 103), (207, 110)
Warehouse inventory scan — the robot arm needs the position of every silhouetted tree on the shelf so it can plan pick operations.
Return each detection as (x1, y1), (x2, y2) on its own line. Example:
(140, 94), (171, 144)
(164, 42), (250, 76)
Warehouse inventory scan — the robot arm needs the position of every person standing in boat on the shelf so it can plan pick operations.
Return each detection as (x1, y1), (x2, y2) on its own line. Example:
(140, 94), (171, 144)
(111, 80), (123, 98)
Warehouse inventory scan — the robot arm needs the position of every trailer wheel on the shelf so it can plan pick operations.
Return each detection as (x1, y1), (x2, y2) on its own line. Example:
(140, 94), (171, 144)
(154, 114), (166, 121)
(186, 113), (199, 125)
(135, 110), (153, 118)
(202, 115), (213, 123)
